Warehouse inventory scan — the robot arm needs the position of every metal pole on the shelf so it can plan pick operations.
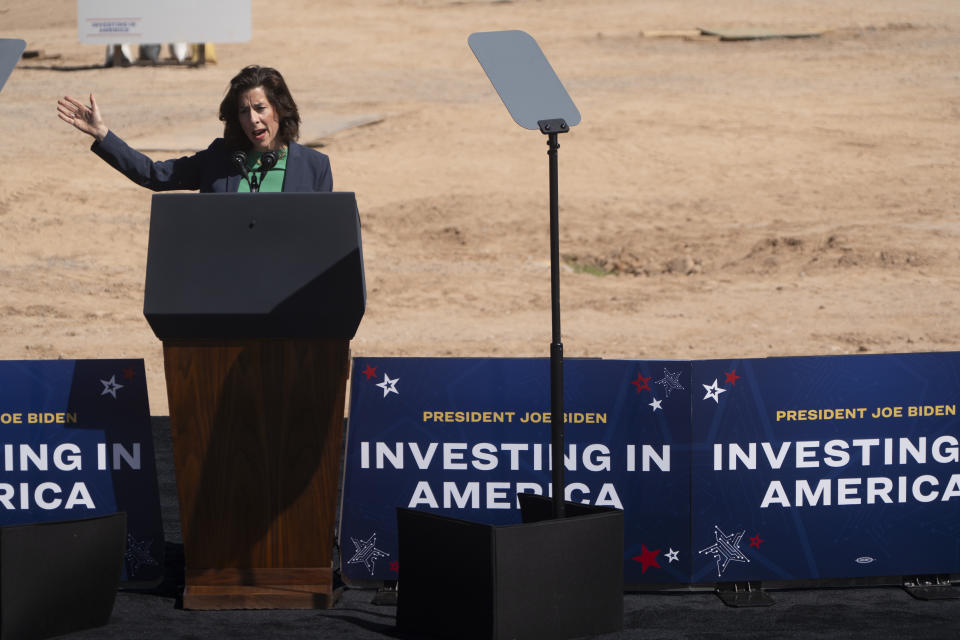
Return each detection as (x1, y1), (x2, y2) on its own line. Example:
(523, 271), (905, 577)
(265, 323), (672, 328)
(547, 130), (565, 519)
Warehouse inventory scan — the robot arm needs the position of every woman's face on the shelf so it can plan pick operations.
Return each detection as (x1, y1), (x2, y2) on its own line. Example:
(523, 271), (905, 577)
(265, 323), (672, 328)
(237, 86), (281, 152)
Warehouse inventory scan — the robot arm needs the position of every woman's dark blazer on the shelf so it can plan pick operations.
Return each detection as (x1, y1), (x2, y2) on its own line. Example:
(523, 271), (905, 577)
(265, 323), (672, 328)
(91, 130), (332, 192)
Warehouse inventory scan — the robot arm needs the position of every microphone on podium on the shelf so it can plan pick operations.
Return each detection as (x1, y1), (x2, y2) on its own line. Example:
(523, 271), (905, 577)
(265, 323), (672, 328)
(231, 150), (248, 174)
(231, 150), (251, 188)
(260, 150), (278, 172)
(232, 150), (277, 192)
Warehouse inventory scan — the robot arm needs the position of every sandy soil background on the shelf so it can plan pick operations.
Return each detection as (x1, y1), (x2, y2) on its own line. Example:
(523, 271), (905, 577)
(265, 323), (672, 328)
(1, 0), (958, 415)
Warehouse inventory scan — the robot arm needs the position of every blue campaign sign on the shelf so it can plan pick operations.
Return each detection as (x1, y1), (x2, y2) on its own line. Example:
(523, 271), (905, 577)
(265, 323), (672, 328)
(339, 357), (692, 585)
(690, 352), (960, 582)
(0, 359), (164, 584)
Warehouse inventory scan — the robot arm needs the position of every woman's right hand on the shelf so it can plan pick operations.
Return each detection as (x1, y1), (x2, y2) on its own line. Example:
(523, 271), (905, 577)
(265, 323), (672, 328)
(57, 93), (109, 142)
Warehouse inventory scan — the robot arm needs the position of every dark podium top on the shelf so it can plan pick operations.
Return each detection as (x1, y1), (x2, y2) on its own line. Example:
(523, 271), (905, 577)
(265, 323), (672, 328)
(144, 192), (365, 340)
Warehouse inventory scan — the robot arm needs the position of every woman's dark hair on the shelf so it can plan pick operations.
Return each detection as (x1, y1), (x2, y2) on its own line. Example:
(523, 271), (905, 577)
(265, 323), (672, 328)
(219, 65), (301, 149)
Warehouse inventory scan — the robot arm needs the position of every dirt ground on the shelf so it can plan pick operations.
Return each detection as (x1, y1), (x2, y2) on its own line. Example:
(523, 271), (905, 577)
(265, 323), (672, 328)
(1, 0), (958, 415)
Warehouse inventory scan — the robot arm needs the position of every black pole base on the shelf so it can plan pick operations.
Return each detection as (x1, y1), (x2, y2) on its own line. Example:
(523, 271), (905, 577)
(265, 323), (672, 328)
(903, 575), (960, 600)
(715, 581), (776, 607)
(397, 497), (623, 640)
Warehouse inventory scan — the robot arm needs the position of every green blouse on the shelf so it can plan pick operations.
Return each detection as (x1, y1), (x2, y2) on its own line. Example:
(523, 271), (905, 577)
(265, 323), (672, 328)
(236, 147), (288, 193)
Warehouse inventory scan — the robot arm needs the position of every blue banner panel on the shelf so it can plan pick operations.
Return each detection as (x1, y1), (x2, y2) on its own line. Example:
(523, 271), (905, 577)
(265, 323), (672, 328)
(0, 359), (164, 584)
(690, 353), (960, 582)
(340, 357), (692, 585)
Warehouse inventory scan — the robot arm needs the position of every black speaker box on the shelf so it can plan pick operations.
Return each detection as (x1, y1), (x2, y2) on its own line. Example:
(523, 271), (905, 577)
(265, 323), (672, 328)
(397, 495), (623, 639)
(0, 513), (126, 640)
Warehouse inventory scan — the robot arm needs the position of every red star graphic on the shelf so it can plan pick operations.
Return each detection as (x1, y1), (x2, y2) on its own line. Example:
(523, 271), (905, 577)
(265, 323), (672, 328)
(631, 544), (661, 574)
(362, 364), (377, 380)
(724, 369), (741, 386)
(122, 367), (137, 380)
(749, 534), (764, 549)
(630, 372), (652, 394)
(389, 561), (399, 573)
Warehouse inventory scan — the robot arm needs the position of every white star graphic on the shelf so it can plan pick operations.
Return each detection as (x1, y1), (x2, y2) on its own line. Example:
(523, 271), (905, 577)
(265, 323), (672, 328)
(100, 375), (124, 399)
(698, 525), (750, 577)
(124, 534), (158, 575)
(649, 397), (663, 412)
(347, 533), (389, 575)
(655, 368), (685, 397)
(376, 373), (399, 398)
(702, 379), (726, 404)
(665, 548), (680, 563)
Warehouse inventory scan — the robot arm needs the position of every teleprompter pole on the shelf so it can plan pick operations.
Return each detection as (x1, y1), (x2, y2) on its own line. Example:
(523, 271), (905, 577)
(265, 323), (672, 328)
(540, 118), (569, 519)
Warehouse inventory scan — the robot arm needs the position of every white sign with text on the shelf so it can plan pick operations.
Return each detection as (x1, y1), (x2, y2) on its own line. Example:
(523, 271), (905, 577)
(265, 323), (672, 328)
(77, 0), (250, 44)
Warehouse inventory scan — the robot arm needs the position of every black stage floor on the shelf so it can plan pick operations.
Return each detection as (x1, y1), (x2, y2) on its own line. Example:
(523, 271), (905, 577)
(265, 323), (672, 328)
(58, 418), (960, 639)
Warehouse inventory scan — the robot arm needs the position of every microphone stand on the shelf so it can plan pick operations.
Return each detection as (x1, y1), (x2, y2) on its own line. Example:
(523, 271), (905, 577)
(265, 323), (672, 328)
(233, 150), (279, 193)
(254, 151), (279, 193)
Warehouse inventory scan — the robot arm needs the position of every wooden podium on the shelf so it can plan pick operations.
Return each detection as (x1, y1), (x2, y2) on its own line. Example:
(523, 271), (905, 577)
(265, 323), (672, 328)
(144, 193), (365, 609)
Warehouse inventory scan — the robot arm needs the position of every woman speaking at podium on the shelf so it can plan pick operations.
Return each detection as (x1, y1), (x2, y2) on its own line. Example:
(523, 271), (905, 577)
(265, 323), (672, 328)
(56, 65), (332, 193)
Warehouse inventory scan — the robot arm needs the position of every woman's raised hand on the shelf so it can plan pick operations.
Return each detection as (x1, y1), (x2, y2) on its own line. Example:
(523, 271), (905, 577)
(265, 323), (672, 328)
(57, 93), (109, 142)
